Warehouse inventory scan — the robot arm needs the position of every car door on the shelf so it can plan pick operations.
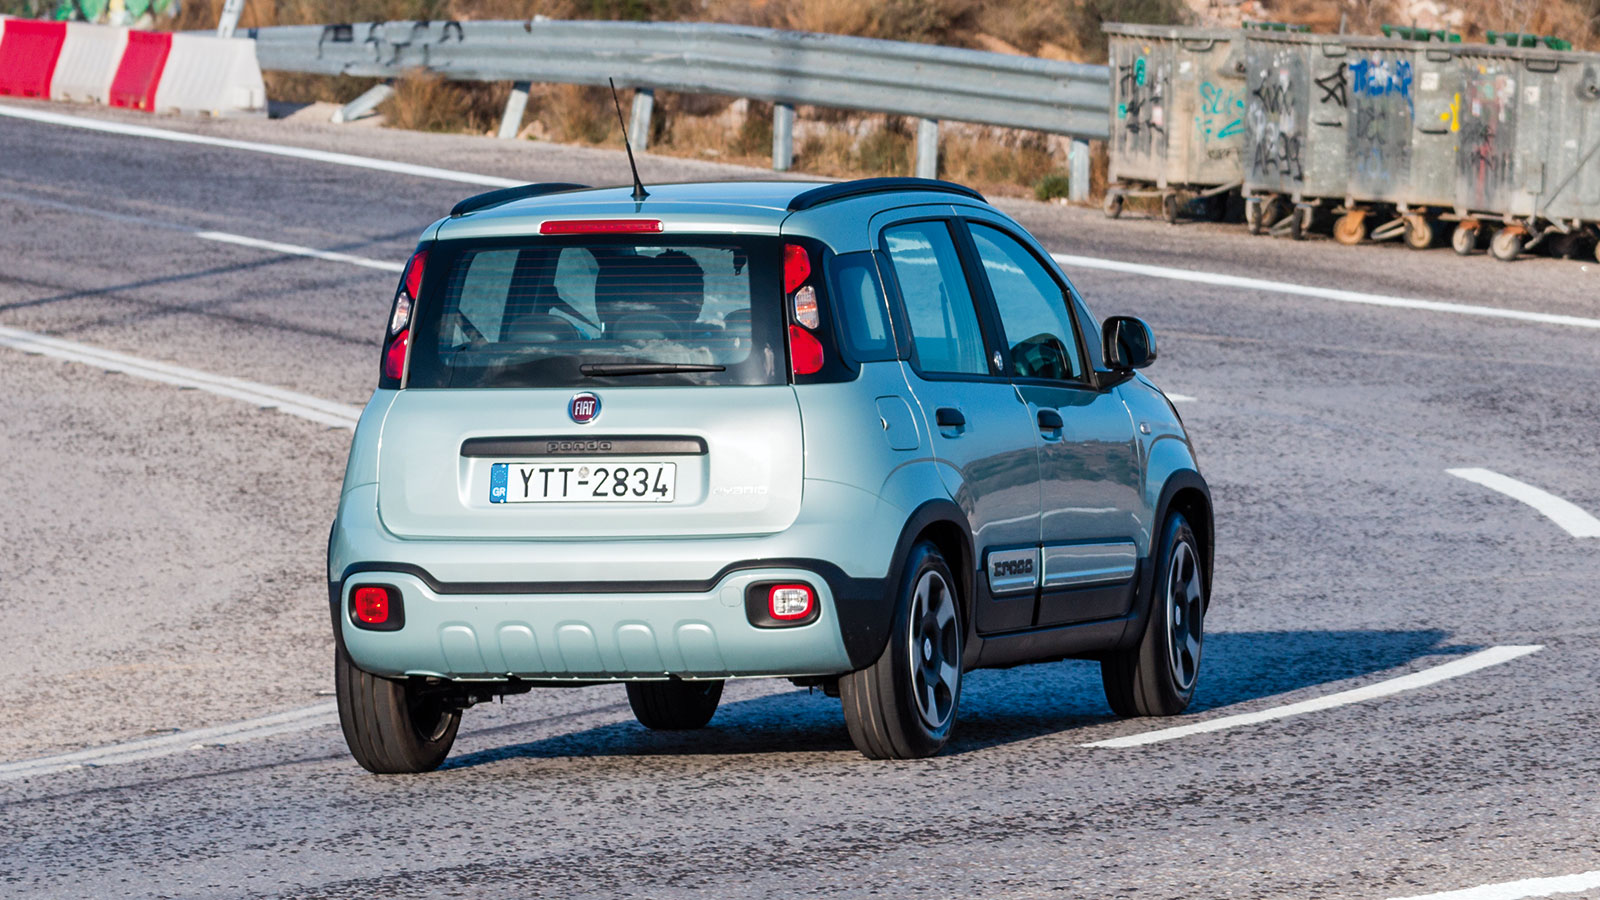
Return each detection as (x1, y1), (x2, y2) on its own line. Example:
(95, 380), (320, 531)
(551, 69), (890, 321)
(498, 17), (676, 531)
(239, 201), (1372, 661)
(876, 214), (1043, 634)
(960, 217), (1144, 628)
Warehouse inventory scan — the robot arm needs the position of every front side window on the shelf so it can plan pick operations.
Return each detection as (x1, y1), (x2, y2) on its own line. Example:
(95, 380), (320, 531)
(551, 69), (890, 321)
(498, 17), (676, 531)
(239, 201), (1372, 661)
(882, 221), (989, 376)
(407, 238), (784, 388)
(968, 223), (1085, 382)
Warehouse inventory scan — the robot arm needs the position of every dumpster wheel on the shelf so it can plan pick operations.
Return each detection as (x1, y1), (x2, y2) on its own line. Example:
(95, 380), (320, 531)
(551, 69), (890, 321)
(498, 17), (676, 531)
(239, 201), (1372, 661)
(1490, 227), (1525, 262)
(1451, 222), (1479, 256)
(1333, 211), (1368, 246)
(1162, 194), (1180, 225)
(1103, 192), (1124, 219)
(1403, 215), (1436, 250)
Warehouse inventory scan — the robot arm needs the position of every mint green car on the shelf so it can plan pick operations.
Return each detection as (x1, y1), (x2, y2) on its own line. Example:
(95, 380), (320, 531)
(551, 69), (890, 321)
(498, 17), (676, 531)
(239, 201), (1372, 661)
(329, 177), (1212, 771)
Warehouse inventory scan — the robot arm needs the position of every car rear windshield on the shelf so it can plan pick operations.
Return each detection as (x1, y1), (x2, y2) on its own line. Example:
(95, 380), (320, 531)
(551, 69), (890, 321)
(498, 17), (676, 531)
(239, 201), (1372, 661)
(407, 236), (785, 388)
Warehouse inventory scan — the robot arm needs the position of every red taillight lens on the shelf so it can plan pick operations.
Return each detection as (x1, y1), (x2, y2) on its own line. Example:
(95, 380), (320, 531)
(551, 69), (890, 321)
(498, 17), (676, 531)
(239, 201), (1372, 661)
(403, 249), (427, 302)
(539, 219), (663, 234)
(352, 586), (390, 625)
(783, 243), (811, 294)
(789, 324), (824, 376)
(383, 329), (409, 380)
(768, 584), (815, 621)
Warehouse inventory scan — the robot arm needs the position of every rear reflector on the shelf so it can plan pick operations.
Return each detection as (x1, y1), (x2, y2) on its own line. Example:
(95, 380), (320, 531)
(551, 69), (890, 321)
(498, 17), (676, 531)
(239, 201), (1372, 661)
(788, 325), (824, 376)
(352, 586), (390, 625)
(768, 584), (816, 620)
(783, 243), (811, 294)
(383, 329), (409, 381)
(539, 219), (663, 235)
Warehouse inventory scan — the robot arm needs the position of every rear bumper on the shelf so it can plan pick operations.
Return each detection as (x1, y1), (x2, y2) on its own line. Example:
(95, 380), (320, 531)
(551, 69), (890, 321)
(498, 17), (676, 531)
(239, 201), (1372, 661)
(329, 481), (904, 678)
(336, 567), (853, 680)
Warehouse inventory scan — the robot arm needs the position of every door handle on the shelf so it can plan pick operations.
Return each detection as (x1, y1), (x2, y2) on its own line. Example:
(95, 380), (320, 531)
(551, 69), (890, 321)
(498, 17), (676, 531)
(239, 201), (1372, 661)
(1037, 408), (1064, 430)
(936, 407), (966, 428)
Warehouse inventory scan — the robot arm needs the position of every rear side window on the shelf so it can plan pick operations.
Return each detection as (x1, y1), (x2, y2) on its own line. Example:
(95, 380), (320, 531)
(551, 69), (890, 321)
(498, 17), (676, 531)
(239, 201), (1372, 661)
(407, 237), (785, 388)
(828, 251), (897, 363)
(881, 221), (989, 376)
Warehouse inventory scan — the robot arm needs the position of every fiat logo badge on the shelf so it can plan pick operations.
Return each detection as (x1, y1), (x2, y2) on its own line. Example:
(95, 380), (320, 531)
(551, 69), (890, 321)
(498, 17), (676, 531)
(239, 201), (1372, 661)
(568, 392), (601, 424)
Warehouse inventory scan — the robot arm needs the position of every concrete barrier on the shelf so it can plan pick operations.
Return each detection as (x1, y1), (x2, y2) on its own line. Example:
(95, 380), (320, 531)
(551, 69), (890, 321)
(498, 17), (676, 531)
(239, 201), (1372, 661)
(153, 32), (266, 114)
(52, 21), (129, 104)
(0, 19), (66, 99)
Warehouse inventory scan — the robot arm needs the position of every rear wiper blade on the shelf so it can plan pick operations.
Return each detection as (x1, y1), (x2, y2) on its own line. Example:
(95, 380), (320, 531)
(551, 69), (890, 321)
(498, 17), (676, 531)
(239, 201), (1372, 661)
(581, 363), (726, 376)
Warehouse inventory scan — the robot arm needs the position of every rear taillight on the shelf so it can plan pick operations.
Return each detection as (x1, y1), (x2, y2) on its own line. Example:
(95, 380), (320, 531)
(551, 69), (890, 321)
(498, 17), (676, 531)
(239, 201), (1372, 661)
(381, 250), (426, 386)
(788, 325), (824, 375)
(383, 329), (409, 380)
(784, 242), (823, 376)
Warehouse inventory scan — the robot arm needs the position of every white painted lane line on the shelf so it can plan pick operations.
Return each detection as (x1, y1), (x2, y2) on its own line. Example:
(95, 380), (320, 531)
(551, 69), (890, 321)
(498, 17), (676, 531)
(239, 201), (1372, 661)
(1389, 869), (1600, 900)
(1051, 252), (1600, 331)
(194, 231), (404, 273)
(1447, 468), (1600, 538)
(1167, 392), (1196, 403)
(0, 189), (405, 274)
(0, 703), (339, 782)
(0, 325), (362, 429)
(1083, 645), (1542, 748)
(0, 103), (520, 188)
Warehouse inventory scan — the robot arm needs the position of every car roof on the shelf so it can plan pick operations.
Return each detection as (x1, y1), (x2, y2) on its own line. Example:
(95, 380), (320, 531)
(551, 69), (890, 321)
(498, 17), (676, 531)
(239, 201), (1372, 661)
(429, 178), (988, 241)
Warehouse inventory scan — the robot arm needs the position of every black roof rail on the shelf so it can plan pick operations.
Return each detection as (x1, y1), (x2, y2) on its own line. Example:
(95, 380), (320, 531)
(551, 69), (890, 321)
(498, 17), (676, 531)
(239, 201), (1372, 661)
(787, 177), (986, 212)
(450, 182), (591, 218)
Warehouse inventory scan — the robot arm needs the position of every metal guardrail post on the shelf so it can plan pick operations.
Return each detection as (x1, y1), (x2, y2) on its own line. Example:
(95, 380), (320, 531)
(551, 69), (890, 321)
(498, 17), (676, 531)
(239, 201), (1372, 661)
(331, 82), (393, 123)
(216, 0), (246, 39)
(629, 88), (655, 153)
(1068, 139), (1089, 202)
(773, 102), (795, 171)
(499, 81), (530, 139)
(915, 118), (939, 179)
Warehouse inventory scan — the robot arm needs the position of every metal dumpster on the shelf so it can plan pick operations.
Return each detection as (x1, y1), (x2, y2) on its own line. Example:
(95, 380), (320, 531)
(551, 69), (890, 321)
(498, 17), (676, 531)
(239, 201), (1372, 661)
(1451, 42), (1600, 259)
(1241, 30), (1351, 236)
(1104, 24), (1246, 222)
(1333, 35), (1463, 248)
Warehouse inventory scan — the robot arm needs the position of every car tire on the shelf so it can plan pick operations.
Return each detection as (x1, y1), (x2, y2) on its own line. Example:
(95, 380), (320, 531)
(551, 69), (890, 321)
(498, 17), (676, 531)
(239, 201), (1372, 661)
(840, 541), (963, 759)
(335, 641), (461, 774)
(1101, 513), (1206, 718)
(626, 679), (724, 730)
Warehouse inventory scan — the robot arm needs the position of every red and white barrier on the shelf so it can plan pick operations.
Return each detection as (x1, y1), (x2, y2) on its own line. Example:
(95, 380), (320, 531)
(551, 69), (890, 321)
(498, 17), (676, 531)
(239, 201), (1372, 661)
(0, 18), (264, 115)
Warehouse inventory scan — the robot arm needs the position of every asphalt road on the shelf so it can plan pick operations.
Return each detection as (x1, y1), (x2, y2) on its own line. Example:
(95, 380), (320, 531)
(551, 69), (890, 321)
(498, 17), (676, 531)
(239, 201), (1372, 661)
(3, 99), (1599, 900)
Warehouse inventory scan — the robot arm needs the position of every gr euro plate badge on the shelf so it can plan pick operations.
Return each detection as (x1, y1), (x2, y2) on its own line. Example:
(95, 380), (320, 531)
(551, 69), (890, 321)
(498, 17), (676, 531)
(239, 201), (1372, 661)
(987, 548), (1039, 596)
(490, 460), (676, 503)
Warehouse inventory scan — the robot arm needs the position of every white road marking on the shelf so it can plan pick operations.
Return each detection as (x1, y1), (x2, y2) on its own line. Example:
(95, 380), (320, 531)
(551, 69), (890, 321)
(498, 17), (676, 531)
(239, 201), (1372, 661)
(0, 103), (520, 188)
(1167, 392), (1196, 403)
(195, 231), (403, 272)
(0, 703), (339, 782)
(1389, 870), (1600, 900)
(10, 104), (1596, 337)
(1447, 468), (1600, 538)
(1051, 252), (1600, 331)
(0, 325), (362, 429)
(1083, 645), (1542, 748)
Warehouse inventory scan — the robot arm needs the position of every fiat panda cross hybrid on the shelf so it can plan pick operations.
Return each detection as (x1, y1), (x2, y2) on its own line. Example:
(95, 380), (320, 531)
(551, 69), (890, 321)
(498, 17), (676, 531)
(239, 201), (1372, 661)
(329, 177), (1213, 771)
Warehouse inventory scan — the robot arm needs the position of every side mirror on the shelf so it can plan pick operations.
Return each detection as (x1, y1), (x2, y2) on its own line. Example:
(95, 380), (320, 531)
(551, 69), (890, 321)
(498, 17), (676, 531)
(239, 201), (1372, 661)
(1102, 316), (1157, 370)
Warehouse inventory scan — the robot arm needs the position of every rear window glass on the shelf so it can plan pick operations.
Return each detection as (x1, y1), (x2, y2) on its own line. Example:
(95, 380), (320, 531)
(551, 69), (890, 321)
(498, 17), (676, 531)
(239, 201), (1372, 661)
(407, 237), (785, 388)
(828, 251), (897, 362)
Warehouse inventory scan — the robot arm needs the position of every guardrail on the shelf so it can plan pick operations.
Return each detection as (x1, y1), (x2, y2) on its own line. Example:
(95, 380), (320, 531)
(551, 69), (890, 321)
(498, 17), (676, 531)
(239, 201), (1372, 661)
(248, 18), (1109, 193)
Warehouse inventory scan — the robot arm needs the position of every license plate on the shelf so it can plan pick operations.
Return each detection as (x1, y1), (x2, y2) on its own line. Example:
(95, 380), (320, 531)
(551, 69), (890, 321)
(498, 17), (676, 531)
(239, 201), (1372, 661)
(490, 460), (676, 503)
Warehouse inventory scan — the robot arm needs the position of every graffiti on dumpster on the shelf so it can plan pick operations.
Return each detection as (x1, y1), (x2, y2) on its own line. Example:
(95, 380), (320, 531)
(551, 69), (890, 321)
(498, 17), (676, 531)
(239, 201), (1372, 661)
(1246, 49), (1307, 187)
(1347, 52), (1414, 193)
(1115, 50), (1169, 161)
(1196, 80), (1245, 145)
(1315, 63), (1348, 108)
(1457, 70), (1517, 210)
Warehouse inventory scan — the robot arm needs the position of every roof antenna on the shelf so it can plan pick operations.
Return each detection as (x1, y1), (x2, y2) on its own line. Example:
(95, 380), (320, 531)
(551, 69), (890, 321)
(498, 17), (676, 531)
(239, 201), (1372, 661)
(609, 78), (649, 203)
